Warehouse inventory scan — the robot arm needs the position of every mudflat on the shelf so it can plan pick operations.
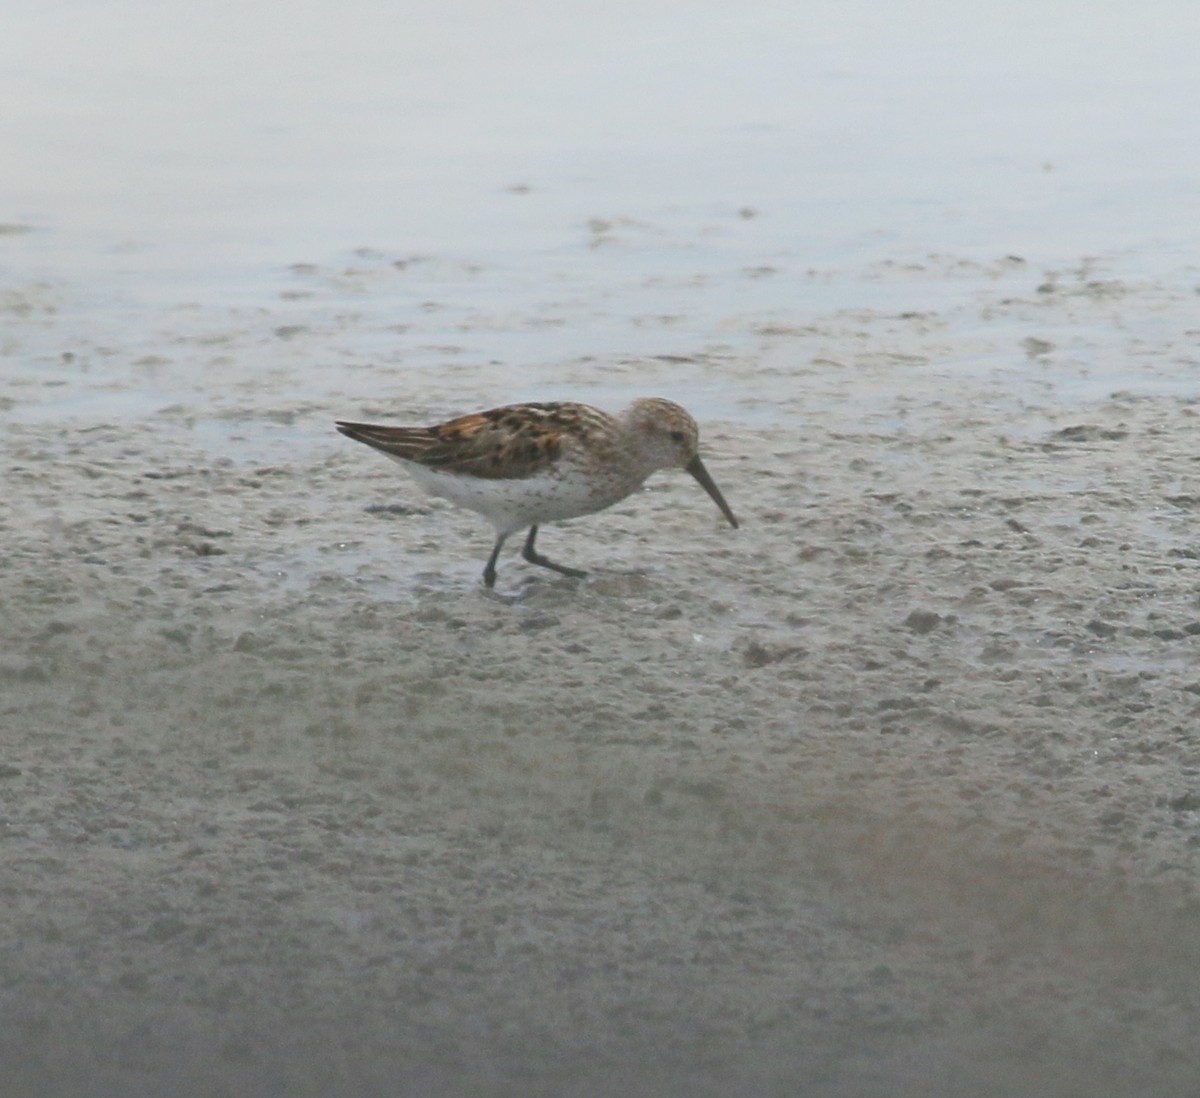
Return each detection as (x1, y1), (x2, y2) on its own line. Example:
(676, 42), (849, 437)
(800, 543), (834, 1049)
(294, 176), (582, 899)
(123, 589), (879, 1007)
(2, 252), (1199, 1096)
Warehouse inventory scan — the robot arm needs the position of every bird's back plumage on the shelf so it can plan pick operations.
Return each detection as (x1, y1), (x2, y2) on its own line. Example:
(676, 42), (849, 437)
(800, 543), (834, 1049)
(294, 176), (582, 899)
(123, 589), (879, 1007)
(336, 402), (618, 481)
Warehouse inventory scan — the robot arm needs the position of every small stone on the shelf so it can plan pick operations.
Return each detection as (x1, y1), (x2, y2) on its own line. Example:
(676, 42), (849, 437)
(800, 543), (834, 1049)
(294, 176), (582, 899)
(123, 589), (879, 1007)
(742, 640), (803, 667)
(903, 610), (941, 634)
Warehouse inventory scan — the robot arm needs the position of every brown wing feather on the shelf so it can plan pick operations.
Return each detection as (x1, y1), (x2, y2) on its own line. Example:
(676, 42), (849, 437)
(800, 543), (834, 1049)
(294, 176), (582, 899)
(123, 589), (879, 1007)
(336, 403), (571, 480)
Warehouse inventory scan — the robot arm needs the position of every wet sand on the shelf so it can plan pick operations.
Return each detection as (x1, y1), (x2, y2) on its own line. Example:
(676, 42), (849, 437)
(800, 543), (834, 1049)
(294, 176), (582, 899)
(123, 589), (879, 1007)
(3, 250), (1200, 1096)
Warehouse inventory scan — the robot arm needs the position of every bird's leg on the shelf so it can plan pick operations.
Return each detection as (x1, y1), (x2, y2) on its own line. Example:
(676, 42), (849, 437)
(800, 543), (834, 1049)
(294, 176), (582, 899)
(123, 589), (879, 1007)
(483, 533), (508, 588)
(521, 526), (588, 579)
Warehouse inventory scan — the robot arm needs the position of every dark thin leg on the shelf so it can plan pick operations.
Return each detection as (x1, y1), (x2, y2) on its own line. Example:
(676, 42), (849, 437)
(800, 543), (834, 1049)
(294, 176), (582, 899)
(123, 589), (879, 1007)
(483, 533), (508, 588)
(521, 526), (587, 579)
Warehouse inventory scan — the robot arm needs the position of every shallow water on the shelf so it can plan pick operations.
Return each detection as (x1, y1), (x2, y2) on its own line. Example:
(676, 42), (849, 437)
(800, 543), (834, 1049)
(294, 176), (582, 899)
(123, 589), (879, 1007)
(6, 0), (1200, 423)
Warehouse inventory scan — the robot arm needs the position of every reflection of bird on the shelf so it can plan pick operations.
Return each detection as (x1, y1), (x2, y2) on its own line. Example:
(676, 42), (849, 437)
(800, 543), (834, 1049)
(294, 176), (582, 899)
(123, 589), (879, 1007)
(336, 398), (739, 588)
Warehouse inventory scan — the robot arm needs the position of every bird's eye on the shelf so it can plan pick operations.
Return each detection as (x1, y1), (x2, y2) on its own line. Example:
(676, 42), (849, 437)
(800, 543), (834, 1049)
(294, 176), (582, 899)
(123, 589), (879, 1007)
(669, 430), (685, 443)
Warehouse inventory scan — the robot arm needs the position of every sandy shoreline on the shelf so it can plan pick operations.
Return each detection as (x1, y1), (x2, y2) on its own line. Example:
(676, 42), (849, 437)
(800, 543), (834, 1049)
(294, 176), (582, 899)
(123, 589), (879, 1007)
(3, 252), (1200, 1095)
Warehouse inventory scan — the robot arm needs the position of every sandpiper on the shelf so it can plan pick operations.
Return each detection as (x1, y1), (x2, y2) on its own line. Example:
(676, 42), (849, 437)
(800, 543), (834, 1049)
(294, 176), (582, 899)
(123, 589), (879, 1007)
(336, 397), (738, 587)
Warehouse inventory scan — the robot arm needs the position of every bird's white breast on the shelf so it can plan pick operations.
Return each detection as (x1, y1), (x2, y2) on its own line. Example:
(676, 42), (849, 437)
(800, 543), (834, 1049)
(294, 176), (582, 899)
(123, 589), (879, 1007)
(389, 456), (645, 534)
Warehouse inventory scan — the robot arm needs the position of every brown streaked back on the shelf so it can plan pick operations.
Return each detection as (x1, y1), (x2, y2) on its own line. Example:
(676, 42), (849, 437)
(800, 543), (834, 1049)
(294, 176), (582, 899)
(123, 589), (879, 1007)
(335, 402), (602, 480)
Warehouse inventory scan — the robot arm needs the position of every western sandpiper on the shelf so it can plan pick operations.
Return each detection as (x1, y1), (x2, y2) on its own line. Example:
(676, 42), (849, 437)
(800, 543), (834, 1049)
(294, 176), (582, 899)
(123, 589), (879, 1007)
(336, 397), (738, 587)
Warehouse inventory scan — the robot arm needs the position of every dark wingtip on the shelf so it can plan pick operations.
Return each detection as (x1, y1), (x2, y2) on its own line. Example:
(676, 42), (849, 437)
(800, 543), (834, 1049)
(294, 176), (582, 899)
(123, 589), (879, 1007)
(335, 420), (368, 441)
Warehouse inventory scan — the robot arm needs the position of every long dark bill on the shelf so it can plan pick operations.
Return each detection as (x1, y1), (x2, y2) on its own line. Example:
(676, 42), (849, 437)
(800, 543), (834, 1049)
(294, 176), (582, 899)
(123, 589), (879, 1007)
(685, 456), (739, 529)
